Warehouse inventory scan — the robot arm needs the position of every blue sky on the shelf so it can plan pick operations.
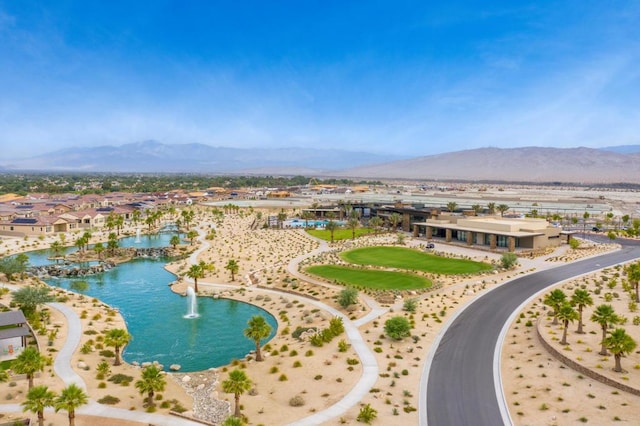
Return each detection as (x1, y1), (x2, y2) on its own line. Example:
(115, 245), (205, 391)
(1, 1), (639, 159)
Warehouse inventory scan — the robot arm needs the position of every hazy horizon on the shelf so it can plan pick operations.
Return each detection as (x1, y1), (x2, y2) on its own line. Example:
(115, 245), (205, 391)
(1, 2), (639, 160)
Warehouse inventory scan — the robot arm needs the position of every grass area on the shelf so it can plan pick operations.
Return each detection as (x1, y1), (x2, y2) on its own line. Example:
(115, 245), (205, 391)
(0, 359), (13, 370)
(306, 265), (432, 290)
(306, 228), (377, 241)
(341, 246), (493, 274)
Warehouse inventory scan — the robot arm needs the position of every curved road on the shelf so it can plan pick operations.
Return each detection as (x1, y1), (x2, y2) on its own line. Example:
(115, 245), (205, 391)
(423, 242), (640, 426)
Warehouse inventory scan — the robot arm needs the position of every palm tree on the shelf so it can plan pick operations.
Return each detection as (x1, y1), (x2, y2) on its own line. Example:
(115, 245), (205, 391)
(347, 217), (359, 240)
(107, 232), (119, 255)
(471, 204), (482, 216)
(625, 262), (640, 303)
(186, 230), (198, 245)
(104, 328), (132, 366)
(487, 202), (496, 215)
(604, 328), (637, 372)
(570, 289), (593, 334)
(368, 216), (383, 234)
(301, 211), (314, 228)
(114, 214), (124, 235)
(388, 213), (402, 232)
(221, 416), (246, 426)
(135, 365), (166, 407)
(277, 211), (287, 228)
(225, 259), (239, 281)
(496, 204), (510, 217)
(446, 202), (457, 213)
(170, 235), (181, 249)
(12, 346), (46, 389)
(591, 304), (620, 355)
(221, 369), (252, 418)
(244, 315), (272, 362)
(186, 261), (213, 293)
(54, 383), (88, 426)
(93, 242), (104, 260)
(543, 289), (567, 326)
(556, 302), (578, 345)
(49, 240), (64, 262)
(22, 384), (56, 426)
(325, 220), (339, 243)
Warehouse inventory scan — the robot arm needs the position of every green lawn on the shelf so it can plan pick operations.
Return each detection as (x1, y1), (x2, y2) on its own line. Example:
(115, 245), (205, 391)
(306, 228), (376, 241)
(306, 265), (432, 290)
(340, 246), (493, 274)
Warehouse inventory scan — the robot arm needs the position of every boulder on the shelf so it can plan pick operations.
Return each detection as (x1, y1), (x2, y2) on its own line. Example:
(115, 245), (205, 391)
(170, 364), (181, 371)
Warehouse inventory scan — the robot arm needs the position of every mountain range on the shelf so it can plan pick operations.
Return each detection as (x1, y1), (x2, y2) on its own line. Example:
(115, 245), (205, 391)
(2, 141), (640, 184)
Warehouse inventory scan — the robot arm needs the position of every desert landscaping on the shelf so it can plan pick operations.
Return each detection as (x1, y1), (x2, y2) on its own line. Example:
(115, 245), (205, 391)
(0, 197), (639, 425)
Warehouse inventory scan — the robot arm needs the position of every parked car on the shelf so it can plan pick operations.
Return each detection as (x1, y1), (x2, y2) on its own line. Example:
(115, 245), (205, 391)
(592, 226), (601, 232)
(425, 242), (435, 249)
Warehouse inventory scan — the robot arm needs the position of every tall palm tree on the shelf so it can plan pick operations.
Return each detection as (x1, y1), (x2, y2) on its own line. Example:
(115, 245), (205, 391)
(591, 304), (620, 355)
(446, 202), (457, 213)
(107, 232), (119, 255)
(325, 220), (339, 243)
(543, 289), (567, 326)
(625, 262), (640, 303)
(222, 369), (252, 418)
(93, 242), (104, 260)
(347, 217), (359, 240)
(104, 328), (132, 366)
(170, 235), (181, 249)
(604, 328), (637, 372)
(12, 346), (46, 389)
(556, 302), (578, 345)
(49, 240), (64, 262)
(243, 315), (272, 362)
(487, 202), (496, 215)
(225, 259), (239, 281)
(186, 230), (198, 245)
(186, 261), (213, 293)
(22, 385), (56, 426)
(277, 211), (287, 228)
(570, 289), (593, 334)
(496, 204), (510, 217)
(135, 365), (166, 407)
(301, 211), (314, 228)
(471, 204), (482, 216)
(54, 383), (88, 426)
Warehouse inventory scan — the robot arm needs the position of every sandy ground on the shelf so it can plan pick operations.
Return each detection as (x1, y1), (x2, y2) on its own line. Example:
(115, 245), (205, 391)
(0, 204), (637, 425)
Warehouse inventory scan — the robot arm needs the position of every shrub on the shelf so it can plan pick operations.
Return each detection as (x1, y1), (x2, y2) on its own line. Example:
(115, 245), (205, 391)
(108, 374), (134, 384)
(357, 403), (378, 424)
(278, 374), (288, 381)
(289, 395), (305, 407)
(403, 298), (418, 313)
(501, 252), (518, 269)
(338, 339), (349, 352)
(98, 395), (120, 405)
(347, 358), (360, 365)
(384, 316), (411, 340)
(338, 287), (358, 308)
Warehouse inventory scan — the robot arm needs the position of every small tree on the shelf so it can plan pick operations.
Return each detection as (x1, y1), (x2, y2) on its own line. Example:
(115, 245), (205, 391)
(96, 361), (110, 380)
(222, 369), (252, 418)
(325, 220), (339, 243)
(22, 385), (57, 426)
(357, 403), (378, 424)
(496, 204), (509, 217)
(244, 315), (272, 362)
(569, 238), (581, 250)
(338, 287), (358, 308)
(384, 316), (411, 340)
(186, 230), (198, 245)
(12, 346), (46, 389)
(11, 285), (54, 319)
(0, 253), (29, 281)
(604, 328), (637, 372)
(135, 364), (166, 407)
(170, 235), (181, 249)
(104, 328), (132, 366)
(500, 252), (518, 269)
(55, 383), (88, 426)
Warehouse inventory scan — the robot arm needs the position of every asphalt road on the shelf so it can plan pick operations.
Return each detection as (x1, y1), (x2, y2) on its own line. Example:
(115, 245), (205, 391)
(425, 242), (640, 426)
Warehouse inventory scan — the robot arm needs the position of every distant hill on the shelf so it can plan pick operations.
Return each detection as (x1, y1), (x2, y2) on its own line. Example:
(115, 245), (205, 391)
(600, 145), (640, 154)
(1, 141), (403, 174)
(3, 143), (640, 184)
(329, 147), (640, 184)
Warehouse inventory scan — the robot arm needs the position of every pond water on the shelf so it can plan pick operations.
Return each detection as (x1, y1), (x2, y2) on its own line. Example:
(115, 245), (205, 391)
(24, 231), (277, 371)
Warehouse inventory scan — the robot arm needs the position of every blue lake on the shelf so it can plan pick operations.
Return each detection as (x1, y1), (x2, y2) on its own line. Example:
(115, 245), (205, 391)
(27, 232), (277, 372)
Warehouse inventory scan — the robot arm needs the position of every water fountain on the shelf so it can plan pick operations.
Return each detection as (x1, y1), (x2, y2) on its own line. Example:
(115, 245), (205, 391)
(184, 286), (198, 318)
(135, 227), (141, 243)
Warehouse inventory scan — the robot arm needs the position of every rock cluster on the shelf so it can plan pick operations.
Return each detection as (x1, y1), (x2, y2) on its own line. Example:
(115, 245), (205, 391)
(172, 369), (230, 424)
(28, 261), (116, 278)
